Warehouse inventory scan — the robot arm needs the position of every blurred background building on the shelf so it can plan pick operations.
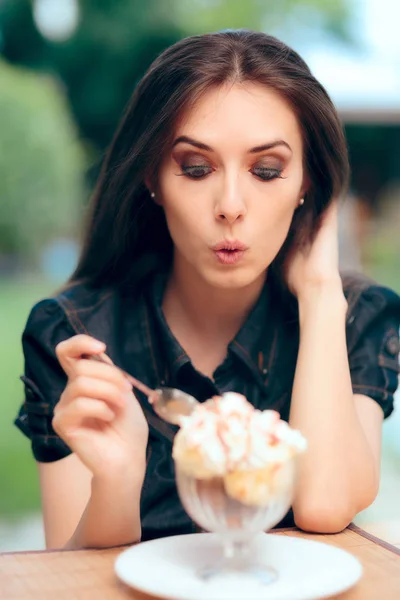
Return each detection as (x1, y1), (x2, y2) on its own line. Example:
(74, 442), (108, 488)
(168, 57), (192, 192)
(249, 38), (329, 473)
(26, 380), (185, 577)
(0, 0), (399, 550)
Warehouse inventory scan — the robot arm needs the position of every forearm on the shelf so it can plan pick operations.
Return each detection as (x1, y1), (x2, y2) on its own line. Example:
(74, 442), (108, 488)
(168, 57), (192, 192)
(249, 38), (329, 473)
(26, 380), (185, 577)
(289, 281), (378, 532)
(65, 461), (145, 550)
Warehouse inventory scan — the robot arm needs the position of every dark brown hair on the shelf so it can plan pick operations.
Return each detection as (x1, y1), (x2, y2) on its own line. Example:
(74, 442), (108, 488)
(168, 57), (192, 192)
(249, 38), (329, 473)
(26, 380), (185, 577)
(70, 30), (349, 290)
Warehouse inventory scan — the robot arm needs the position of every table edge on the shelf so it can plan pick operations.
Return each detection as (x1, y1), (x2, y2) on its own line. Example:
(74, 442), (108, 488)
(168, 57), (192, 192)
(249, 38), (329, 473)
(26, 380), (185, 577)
(1, 524), (399, 557)
(276, 523), (400, 557)
(0, 543), (130, 557)
(348, 523), (400, 556)
(0, 529), (298, 556)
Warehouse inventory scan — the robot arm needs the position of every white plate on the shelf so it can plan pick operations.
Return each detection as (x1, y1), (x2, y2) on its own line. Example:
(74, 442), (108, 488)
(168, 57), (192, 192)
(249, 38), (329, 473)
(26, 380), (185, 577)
(115, 532), (362, 600)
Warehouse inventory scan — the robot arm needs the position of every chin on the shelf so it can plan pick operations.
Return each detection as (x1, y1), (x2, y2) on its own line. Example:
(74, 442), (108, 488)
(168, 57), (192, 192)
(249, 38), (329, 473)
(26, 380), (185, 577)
(201, 265), (267, 291)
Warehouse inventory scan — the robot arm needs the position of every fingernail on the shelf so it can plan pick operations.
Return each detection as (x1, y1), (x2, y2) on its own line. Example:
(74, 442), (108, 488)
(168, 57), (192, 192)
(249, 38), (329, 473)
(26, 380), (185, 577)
(93, 341), (106, 351)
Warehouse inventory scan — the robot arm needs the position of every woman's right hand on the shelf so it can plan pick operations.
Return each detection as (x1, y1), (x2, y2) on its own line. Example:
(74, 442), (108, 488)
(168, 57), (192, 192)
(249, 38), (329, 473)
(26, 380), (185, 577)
(53, 335), (149, 479)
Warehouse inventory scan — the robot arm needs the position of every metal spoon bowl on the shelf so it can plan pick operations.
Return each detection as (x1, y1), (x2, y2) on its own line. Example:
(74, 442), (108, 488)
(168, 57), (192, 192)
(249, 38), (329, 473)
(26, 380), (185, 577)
(85, 353), (198, 425)
(148, 388), (199, 425)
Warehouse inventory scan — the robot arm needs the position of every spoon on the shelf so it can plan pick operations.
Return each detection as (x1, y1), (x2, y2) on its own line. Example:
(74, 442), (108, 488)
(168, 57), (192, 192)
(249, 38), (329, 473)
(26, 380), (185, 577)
(85, 353), (198, 425)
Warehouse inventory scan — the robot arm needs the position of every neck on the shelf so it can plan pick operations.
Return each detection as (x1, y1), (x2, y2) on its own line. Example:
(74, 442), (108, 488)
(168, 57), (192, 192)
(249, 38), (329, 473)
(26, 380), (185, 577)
(163, 255), (266, 343)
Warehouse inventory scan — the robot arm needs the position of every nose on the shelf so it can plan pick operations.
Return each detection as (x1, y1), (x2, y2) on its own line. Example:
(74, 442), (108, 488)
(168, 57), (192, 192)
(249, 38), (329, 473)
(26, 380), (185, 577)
(214, 175), (247, 224)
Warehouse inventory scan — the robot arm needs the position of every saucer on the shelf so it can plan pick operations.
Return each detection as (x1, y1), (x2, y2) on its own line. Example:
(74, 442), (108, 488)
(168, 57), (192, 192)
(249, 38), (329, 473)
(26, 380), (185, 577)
(115, 532), (362, 600)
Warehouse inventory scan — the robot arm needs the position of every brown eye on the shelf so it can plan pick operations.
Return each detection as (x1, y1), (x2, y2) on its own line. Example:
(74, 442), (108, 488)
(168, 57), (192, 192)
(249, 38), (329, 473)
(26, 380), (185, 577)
(251, 167), (283, 181)
(180, 165), (213, 179)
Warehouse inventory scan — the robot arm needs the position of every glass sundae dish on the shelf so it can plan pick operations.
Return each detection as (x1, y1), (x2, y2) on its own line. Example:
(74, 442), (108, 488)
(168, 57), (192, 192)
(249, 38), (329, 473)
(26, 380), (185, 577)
(173, 392), (307, 583)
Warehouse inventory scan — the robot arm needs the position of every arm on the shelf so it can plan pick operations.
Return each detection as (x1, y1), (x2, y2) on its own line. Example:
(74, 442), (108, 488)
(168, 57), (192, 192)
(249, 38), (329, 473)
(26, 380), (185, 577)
(17, 302), (148, 549)
(285, 202), (385, 533)
(38, 453), (145, 549)
(289, 281), (383, 533)
(40, 335), (148, 549)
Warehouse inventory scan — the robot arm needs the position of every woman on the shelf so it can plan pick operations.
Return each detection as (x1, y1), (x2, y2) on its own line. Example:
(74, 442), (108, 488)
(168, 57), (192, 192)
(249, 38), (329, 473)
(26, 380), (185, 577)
(15, 30), (400, 550)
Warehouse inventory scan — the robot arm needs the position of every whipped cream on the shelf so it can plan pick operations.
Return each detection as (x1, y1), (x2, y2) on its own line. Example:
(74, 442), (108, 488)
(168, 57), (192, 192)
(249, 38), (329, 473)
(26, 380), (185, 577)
(172, 392), (307, 478)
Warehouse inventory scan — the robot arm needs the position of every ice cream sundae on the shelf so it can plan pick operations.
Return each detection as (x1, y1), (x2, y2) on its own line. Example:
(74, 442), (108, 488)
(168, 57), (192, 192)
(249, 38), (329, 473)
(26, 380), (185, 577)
(173, 392), (307, 507)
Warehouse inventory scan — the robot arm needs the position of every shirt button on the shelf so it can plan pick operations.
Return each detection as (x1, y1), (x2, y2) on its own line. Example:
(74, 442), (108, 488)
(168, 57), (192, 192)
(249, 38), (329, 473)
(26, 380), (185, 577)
(262, 368), (268, 375)
(386, 336), (399, 357)
(25, 387), (34, 399)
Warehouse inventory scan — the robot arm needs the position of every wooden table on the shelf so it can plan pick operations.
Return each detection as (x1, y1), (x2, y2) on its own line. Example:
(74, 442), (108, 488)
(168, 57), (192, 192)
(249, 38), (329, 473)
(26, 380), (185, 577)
(1, 523), (399, 599)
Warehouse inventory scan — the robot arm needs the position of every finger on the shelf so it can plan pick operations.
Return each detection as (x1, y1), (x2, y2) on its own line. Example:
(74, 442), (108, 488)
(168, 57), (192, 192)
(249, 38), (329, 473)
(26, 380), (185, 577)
(97, 352), (113, 366)
(56, 335), (106, 377)
(53, 397), (115, 437)
(72, 359), (131, 393)
(64, 376), (130, 410)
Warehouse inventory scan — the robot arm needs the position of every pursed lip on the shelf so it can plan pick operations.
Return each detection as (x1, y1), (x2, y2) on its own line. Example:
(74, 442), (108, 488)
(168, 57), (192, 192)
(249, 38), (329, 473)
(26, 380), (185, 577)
(211, 239), (249, 252)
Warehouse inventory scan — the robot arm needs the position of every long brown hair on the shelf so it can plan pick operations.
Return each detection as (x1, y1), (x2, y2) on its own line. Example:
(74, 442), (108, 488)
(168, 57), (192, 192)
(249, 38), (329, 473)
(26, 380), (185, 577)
(70, 30), (349, 290)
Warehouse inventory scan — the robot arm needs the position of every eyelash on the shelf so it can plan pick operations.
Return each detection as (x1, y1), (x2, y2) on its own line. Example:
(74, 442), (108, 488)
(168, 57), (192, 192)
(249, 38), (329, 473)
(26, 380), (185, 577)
(178, 165), (284, 181)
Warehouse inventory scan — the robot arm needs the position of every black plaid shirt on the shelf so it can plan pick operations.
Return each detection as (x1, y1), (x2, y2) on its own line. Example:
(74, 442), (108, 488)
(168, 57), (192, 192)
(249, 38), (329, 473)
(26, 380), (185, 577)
(15, 270), (400, 541)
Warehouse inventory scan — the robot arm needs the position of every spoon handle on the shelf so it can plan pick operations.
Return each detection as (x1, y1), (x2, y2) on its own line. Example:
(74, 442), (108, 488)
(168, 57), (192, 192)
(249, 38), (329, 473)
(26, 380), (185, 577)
(84, 353), (155, 397)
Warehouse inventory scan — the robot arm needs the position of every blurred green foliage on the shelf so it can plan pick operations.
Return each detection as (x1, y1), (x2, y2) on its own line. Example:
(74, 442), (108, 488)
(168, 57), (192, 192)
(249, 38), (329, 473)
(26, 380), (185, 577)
(0, 0), (352, 152)
(175, 0), (353, 42)
(0, 0), (184, 150)
(0, 279), (53, 516)
(0, 59), (85, 264)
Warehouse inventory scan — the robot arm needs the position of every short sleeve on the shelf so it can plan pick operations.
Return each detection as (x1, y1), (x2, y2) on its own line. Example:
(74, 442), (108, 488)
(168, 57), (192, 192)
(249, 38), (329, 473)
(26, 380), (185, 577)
(14, 298), (74, 462)
(347, 284), (400, 419)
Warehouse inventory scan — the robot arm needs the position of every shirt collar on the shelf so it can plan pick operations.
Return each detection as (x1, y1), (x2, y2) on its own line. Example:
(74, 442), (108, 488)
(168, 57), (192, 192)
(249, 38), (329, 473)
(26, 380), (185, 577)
(228, 279), (271, 388)
(146, 269), (279, 389)
(146, 270), (190, 383)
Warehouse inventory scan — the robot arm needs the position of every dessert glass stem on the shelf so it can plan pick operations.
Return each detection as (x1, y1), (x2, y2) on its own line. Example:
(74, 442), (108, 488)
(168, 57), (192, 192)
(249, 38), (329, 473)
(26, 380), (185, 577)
(223, 539), (250, 563)
(197, 534), (279, 585)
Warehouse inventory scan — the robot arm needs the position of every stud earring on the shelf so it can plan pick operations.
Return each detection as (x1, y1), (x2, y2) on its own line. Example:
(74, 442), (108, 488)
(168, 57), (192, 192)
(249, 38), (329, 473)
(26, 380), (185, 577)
(299, 198), (304, 206)
(150, 191), (155, 198)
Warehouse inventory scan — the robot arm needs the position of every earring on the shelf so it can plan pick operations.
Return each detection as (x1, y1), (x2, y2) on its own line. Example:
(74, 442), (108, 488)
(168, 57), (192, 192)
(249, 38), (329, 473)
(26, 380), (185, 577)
(299, 198), (304, 206)
(150, 191), (155, 198)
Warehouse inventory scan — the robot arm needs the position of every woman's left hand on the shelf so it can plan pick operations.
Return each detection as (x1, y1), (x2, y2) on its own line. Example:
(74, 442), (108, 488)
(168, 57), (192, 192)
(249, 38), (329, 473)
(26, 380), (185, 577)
(285, 200), (342, 301)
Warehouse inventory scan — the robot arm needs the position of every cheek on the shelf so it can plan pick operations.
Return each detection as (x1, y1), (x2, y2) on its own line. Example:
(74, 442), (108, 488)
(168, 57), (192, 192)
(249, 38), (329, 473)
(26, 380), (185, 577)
(256, 184), (298, 227)
(159, 178), (209, 247)
(253, 184), (300, 256)
(261, 214), (293, 260)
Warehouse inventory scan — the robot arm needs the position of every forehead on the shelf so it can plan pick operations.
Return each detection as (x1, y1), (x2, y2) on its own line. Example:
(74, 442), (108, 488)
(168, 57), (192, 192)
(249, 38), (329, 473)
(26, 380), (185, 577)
(175, 82), (303, 153)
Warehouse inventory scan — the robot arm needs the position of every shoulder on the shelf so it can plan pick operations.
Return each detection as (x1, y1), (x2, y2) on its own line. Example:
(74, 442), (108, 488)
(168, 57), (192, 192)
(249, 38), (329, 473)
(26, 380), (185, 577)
(24, 281), (105, 335)
(24, 279), (141, 351)
(343, 272), (400, 316)
(55, 280), (118, 337)
(23, 278), (149, 366)
(341, 273), (399, 419)
(341, 272), (400, 354)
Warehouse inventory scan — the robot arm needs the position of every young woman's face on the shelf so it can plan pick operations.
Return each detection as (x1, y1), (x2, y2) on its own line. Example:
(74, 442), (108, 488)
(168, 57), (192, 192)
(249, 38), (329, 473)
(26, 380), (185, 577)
(157, 82), (306, 290)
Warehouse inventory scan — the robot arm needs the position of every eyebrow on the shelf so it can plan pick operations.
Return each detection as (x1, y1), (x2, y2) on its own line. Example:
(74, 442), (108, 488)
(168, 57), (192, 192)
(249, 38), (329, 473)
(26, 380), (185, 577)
(172, 135), (292, 154)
